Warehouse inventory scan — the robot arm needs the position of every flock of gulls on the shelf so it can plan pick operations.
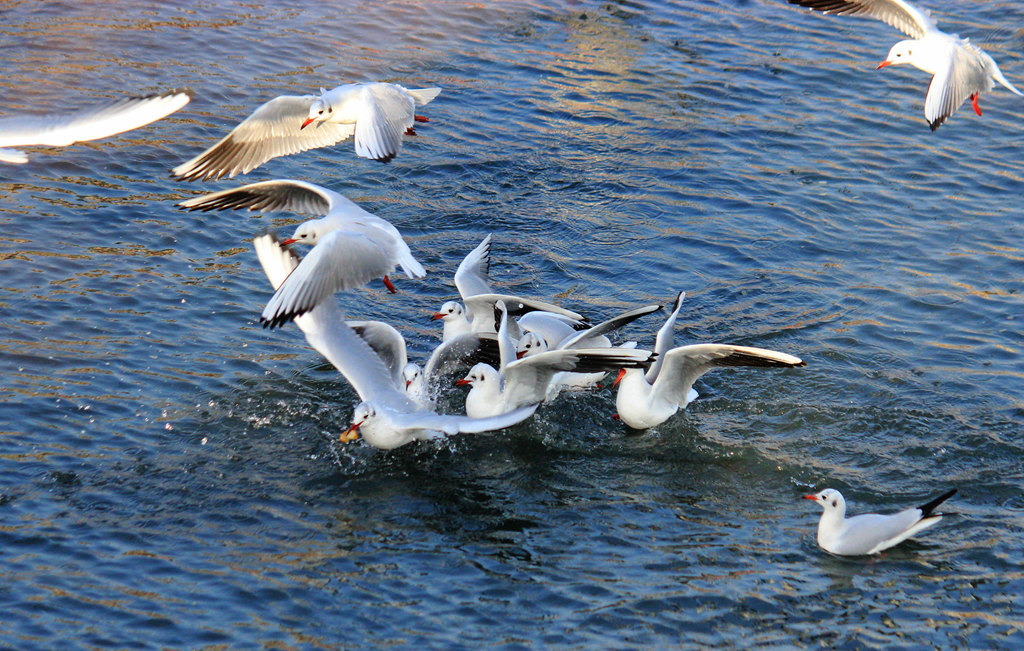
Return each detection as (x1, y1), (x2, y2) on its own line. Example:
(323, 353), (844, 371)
(5, 0), (1009, 555)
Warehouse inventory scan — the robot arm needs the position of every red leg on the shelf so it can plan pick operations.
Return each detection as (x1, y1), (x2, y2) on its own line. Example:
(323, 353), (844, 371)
(971, 93), (982, 116)
(405, 127), (417, 136)
(383, 275), (397, 294)
(611, 413), (620, 420)
(414, 115), (429, 123)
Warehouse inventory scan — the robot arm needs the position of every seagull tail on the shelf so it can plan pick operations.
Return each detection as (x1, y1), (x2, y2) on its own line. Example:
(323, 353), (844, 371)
(408, 87), (442, 106)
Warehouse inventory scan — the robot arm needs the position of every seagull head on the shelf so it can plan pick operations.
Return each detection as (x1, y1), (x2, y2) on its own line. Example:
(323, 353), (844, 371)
(431, 300), (464, 322)
(341, 402), (376, 443)
(878, 40), (916, 69)
(402, 363), (422, 390)
(302, 94), (333, 130)
(281, 219), (322, 246)
(803, 488), (846, 515)
(516, 332), (548, 359)
(457, 362), (497, 389)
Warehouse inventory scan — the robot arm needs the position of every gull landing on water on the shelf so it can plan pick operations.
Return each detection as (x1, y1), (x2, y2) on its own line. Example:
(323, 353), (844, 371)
(804, 488), (957, 556)
(171, 82), (440, 181)
(0, 90), (191, 164)
(787, 0), (1023, 130)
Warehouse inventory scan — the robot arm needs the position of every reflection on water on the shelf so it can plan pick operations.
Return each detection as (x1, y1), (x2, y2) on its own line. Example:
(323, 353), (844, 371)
(1, 0), (1024, 647)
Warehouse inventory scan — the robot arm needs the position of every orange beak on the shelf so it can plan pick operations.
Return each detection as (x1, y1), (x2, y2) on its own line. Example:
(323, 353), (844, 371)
(300, 117), (316, 129)
(340, 420), (362, 443)
(877, 60), (892, 69)
(611, 368), (627, 388)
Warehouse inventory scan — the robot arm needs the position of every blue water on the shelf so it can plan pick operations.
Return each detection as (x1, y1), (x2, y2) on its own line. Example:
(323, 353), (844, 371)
(2, 0), (1023, 647)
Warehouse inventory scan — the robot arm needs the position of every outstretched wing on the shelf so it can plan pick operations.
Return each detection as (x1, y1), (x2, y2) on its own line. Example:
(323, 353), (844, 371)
(785, 0), (936, 39)
(171, 95), (356, 181)
(557, 304), (662, 350)
(651, 344), (805, 407)
(347, 320), (409, 391)
(924, 42), (991, 131)
(390, 403), (539, 436)
(453, 234), (493, 299)
(0, 89), (190, 151)
(647, 291), (686, 383)
(178, 178), (340, 216)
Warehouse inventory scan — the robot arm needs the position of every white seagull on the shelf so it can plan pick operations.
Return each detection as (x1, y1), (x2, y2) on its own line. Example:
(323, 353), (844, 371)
(346, 319), (500, 407)
(803, 487), (957, 555)
(612, 292), (806, 429)
(171, 82), (441, 180)
(181, 179), (425, 328)
(0, 89), (191, 164)
(516, 303), (661, 391)
(457, 301), (654, 418)
(253, 232), (537, 450)
(787, 0), (1023, 130)
(431, 234), (588, 341)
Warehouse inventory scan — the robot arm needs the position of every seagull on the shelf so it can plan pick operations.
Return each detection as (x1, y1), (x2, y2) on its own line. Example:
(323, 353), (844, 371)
(457, 301), (655, 418)
(787, 0), (1023, 130)
(431, 235), (588, 341)
(171, 82), (441, 180)
(0, 89), (191, 164)
(803, 488), (957, 555)
(516, 303), (661, 391)
(612, 292), (806, 429)
(181, 179), (425, 328)
(346, 319), (500, 407)
(253, 232), (537, 450)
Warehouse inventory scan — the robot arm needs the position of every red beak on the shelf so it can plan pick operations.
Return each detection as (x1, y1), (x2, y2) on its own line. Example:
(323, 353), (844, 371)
(405, 379), (412, 388)
(611, 368), (627, 388)
(300, 117), (316, 129)
(877, 60), (892, 69)
(280, 238), (298, 246)
(455, 378), (472, 386)
(431, 312), (445, 320)
(802, 494), (818, 501)
(516, 351), (526, 359)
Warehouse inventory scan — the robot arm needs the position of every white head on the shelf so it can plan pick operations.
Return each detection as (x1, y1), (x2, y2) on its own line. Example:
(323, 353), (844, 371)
(803, 488), (847, 518)
(431, 301), (465, 323)
(282, 218), (325, 247)
(340, 402), (376, 443)
(516, 332), (548, 359)
(457, 363), (500, 390)
(301, 89), (333, 129)
(878, 40), (917, 69)
(402, 363), (422, 390)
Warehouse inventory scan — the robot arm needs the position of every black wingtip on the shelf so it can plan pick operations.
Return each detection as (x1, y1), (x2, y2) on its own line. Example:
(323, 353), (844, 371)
(917, 488), (957, 517)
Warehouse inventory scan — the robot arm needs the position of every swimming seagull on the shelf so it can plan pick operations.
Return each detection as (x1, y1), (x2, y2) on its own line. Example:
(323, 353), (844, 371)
(171, 82), (441, 180)
(457, 301), (655, 418)
(432, 235), (589, 341)
(787, 0), (1023, 130)
(0, 89), (191, 164)
(181, 179), (425, 328)
(253, 232), (537, 450)
(803, 488), (957, 555)
(612, 291), (806, 429)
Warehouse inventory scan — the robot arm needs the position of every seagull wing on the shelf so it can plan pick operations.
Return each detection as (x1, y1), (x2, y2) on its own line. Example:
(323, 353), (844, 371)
(646, 291), (686, 383)
(389, 403), (539, 436)
(353, 83), (417, 162)
(453, 234), (493, 299)
(347, 320), (409, 391)
(786, 0), (936, 38)
(0, 89), (190, 151)
(178, 178), (336, 215)
(924, 42), (991, 131)
(651, 344), (805, 408)
(171, 94), (357, 181)
(557, 304), (662, 350)
(464, 293), (587, 334)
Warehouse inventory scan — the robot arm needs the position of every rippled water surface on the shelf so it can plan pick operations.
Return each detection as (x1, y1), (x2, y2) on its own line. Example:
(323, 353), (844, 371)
(2, 0), (1023, 647)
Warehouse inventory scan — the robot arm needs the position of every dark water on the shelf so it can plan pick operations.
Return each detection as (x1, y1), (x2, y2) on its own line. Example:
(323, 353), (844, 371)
(2, 0), (1023, 647)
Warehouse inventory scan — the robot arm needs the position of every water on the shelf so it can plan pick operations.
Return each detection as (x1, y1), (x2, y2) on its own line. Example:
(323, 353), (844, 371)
(1, 0), (1023, 647)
